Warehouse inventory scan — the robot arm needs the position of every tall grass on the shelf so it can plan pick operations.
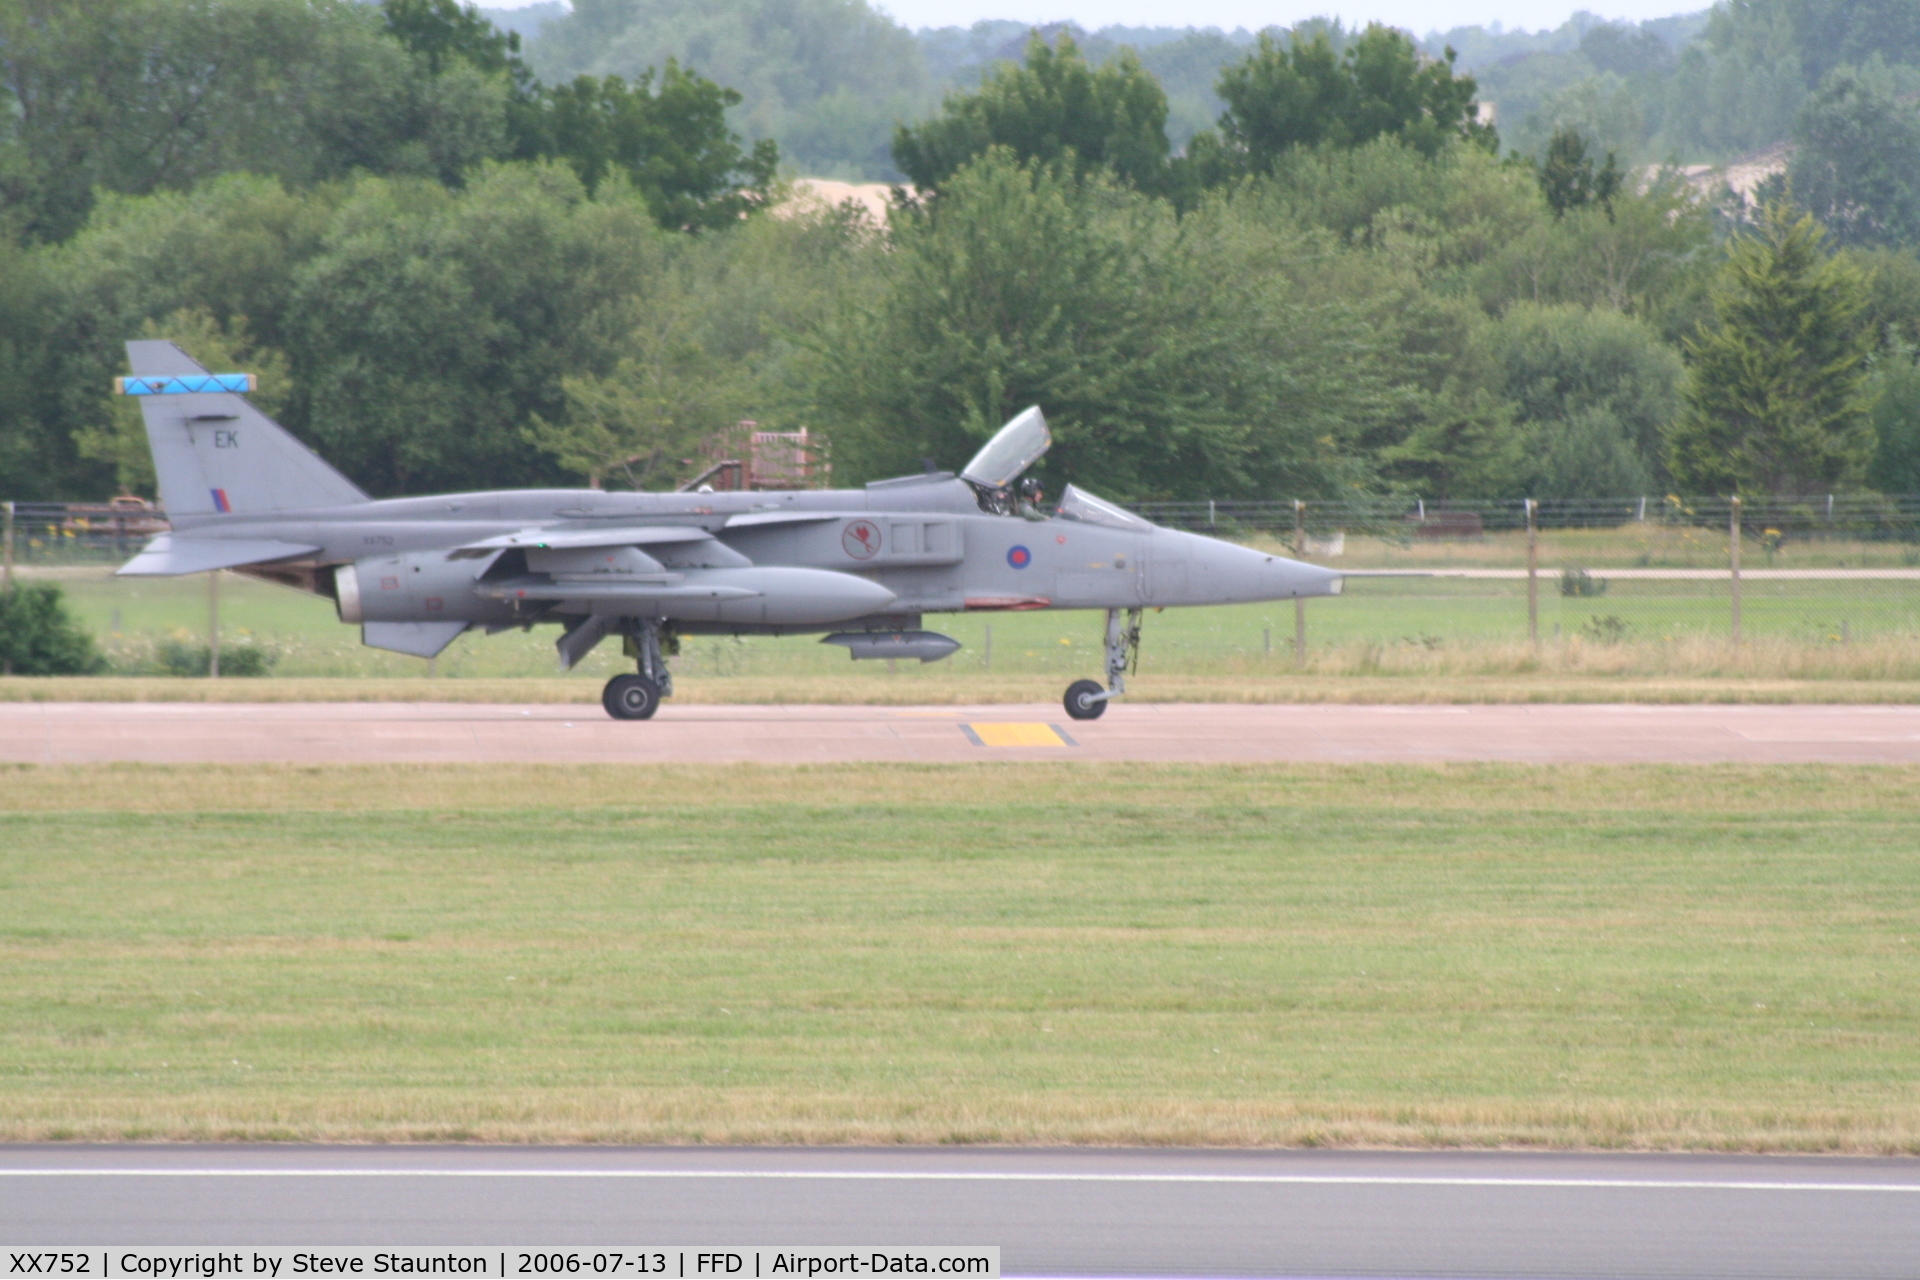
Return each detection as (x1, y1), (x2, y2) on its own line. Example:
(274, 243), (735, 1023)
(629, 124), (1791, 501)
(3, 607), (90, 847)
(1281, 635), (1920, 680)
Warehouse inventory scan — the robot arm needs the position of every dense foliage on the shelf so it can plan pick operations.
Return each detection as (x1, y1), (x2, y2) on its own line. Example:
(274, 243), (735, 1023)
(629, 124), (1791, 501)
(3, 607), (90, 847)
(1669, 204), (1878, 493)
(0, 584), (107, 675)
(0, 0), (776, 242)
(893, 35), (1178, 198)
(3, 0), (1920, 504)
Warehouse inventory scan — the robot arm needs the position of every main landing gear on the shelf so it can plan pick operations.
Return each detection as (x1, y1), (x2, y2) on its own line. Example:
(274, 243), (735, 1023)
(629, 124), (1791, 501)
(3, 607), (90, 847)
(602, 620), (675, 720)
(1064, 607), (1141, 721)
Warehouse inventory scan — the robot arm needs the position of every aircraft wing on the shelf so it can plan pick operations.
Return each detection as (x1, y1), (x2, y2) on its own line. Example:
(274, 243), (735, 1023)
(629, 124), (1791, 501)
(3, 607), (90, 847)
(457, 525), (720, 551)
(117, 534), (321, 576)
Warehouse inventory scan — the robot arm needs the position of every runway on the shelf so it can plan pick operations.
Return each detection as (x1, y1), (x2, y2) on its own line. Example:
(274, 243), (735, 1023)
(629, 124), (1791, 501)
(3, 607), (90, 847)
(6, 700), (1920, 765)
(4, 1145), (1919, 1278)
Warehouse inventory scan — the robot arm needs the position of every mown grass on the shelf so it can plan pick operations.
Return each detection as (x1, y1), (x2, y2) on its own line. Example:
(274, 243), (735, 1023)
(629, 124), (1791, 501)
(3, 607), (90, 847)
(3, 762), (1918, 1150)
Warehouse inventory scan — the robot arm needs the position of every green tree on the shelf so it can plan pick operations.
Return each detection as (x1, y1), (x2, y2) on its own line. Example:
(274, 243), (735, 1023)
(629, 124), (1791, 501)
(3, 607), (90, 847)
(1535, 125), (1621, 219)
(0, 0), (777, 245)
(1205, 24), (1492, 179)
(1775, 0), (1920, 85)
(0, 237), (83, 499)
(519, 65), (778, 229)
(529, 0), (925, 180)
(1476, 173), (1716, 335)
(0, 0), (513, 241)
(384, 0), (526, 77)
(1668, 203), (1878, 494)
(1786, 64), (1920, 250)
(1656, 4), (1805, 158)
(892, 33), (1175, 198)
(289, 162), (664, 493)
(1481, 302), (1682, 496)
(1376, 384), (1526, 499)
(808, 150), (1392, 498)
(0, 582), (106, 675)
(524, 273), (757, 488)
(1867, 341), (1920, 491)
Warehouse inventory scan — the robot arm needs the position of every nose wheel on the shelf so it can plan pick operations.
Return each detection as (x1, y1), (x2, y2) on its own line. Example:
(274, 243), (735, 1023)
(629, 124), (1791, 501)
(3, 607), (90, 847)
(1063, 607), (1140, 721)
(1064, 679), (1107, 720)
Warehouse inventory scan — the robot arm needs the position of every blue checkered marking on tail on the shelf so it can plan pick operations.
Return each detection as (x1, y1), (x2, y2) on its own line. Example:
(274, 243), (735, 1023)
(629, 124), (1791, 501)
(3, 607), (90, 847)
(116, 374), (256, 396)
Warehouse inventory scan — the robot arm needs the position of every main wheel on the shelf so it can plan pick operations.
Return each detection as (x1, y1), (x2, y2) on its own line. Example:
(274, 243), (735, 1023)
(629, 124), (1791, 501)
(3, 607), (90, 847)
(1064, 679), (1108, 721)
(603, 673), (662, 720)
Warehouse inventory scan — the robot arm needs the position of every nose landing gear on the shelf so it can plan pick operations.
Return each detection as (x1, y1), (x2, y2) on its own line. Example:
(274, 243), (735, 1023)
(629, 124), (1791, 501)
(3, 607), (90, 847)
(1063, 607), (1140, 721)
(602, 620), (675, 720)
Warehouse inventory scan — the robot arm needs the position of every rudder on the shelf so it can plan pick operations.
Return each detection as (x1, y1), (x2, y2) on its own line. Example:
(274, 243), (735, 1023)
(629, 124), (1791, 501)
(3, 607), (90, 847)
(125, 340), (367, 516)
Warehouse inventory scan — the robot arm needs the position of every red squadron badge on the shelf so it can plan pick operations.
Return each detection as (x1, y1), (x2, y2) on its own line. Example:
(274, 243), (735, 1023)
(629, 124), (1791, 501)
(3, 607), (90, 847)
(842, 520), (881, 559)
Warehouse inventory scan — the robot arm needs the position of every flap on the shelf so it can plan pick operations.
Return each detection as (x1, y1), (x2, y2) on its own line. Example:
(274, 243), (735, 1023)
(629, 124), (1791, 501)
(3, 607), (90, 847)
(459, 525), (716, 551)
(116, 534), (320, 577)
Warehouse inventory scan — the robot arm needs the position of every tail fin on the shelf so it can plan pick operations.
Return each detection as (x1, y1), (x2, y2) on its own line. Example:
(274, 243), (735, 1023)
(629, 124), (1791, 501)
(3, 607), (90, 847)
(125, 340), (368, 516)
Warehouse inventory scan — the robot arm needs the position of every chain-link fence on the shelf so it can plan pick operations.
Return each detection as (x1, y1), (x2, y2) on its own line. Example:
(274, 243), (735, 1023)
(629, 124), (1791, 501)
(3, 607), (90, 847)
(1135, 495), (1920, 654)
(1, 501), (167, 566)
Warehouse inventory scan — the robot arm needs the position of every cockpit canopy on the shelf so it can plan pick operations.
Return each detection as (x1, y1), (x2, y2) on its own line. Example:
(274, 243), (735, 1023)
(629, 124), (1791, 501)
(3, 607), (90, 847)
(1054, 484), (1153, 531)
(957, 408), (1152, 529)
(961, 406), (1051, 490)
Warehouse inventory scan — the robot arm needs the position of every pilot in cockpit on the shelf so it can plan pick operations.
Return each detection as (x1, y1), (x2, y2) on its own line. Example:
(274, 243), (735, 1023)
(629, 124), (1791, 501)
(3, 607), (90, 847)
(1016, 476), (1048, 521)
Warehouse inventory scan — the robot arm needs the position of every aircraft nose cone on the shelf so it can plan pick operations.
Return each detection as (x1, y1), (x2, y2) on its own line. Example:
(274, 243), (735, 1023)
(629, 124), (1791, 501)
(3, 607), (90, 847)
(1177, 530), (1342, 604)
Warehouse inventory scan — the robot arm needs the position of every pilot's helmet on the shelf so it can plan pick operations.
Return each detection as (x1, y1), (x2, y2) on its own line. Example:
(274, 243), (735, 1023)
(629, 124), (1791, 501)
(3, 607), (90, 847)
(1017, 476), (1045, 503)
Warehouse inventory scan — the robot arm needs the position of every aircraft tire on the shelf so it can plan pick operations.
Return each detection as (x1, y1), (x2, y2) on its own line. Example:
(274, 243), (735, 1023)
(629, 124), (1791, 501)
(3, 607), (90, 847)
(603, 674), (662, 720)
(1063, 679), (1108, 721)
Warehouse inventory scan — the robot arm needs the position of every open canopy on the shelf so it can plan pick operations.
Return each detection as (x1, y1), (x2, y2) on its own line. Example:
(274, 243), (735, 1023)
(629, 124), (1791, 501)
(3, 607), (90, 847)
(960, 406), (1051, 489)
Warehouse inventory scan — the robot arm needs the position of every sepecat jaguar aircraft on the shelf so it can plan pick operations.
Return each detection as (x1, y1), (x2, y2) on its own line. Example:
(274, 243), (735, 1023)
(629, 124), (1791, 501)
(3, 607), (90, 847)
(114, 339), (1343, 720)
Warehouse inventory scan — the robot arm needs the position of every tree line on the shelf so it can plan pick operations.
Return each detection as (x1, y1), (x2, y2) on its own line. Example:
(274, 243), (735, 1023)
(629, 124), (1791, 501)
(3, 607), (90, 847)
(1, 0), (1917, 507)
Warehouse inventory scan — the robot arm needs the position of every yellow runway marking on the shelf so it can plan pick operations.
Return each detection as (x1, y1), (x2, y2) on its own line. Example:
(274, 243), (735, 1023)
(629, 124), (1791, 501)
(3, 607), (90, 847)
(962, 723), (1075, 747)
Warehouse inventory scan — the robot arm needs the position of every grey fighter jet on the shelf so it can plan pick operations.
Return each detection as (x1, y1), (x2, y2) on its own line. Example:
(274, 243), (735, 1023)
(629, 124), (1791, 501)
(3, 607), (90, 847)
(116, 340), (1343, 720)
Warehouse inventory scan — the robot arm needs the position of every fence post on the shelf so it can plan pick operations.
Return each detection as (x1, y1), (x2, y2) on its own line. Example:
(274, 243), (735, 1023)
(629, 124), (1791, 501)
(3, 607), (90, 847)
(1729, 495), (1742, 647)
(1525, 498), (1539, 648)
(1293, 500), (1307, 667)
(2, 500), (11, 675)
(208, 570), (221, 678)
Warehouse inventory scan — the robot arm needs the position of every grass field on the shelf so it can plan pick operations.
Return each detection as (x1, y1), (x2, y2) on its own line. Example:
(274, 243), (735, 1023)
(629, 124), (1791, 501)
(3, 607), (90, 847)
(16, 563), (1920, 690)
(4, 762), (1918, 1150)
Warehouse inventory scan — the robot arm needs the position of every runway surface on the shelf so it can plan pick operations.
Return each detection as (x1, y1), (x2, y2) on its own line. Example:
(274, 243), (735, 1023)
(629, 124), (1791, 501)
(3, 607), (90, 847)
(5, 1145), (1920, 1278)
(7, 700), (1920, 765)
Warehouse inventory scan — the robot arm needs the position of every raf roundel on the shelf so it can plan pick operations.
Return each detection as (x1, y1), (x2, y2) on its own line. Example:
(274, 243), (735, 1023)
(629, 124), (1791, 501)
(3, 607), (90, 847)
(842, 520), (881, 560)
(1007, 545), (1033, 569)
